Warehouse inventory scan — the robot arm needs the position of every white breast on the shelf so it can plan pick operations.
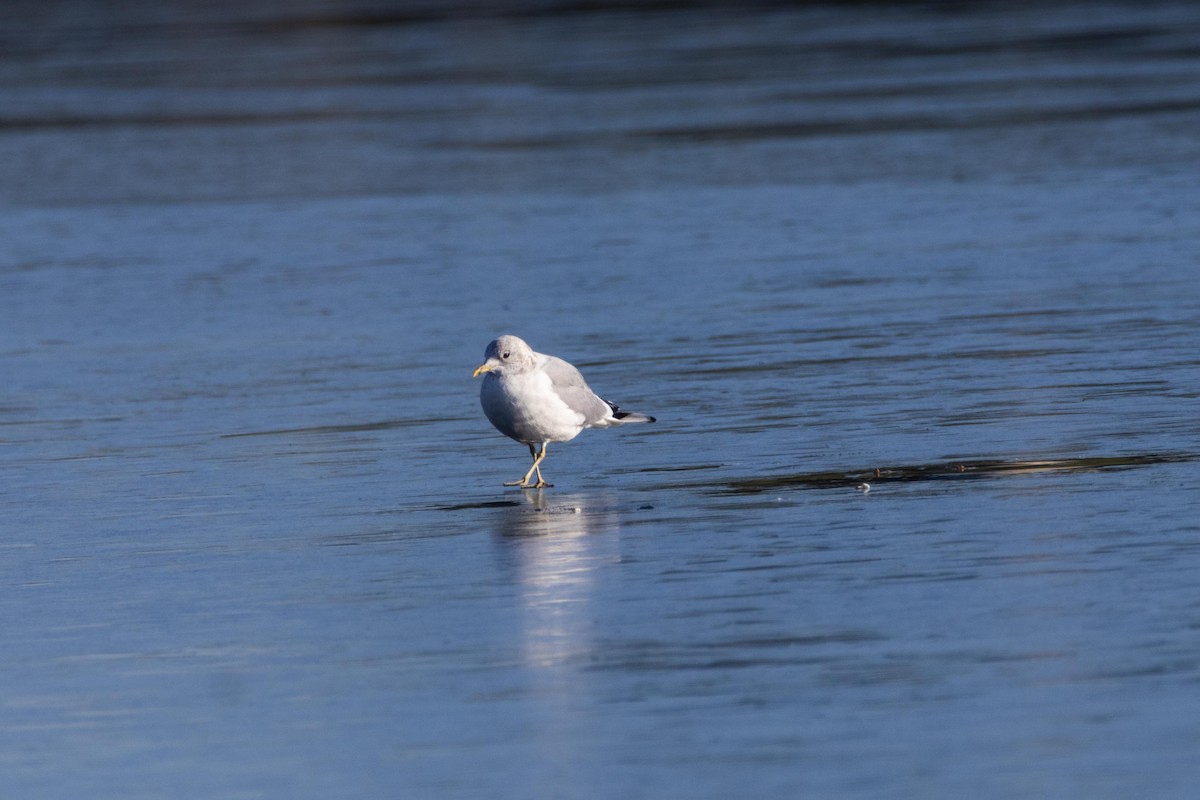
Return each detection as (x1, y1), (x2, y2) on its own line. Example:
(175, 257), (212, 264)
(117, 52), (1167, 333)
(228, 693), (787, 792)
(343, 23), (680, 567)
(481, 369), (586, 444)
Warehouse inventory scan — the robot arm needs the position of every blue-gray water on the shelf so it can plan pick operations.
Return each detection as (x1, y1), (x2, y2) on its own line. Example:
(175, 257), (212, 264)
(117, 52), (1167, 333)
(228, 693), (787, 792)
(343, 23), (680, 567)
(3, 2), (1200, 797)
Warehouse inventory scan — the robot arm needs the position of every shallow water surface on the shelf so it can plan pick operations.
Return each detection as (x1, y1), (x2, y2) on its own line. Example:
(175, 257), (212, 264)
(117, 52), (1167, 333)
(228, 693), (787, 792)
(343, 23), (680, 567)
(2, 2), (1200, 798)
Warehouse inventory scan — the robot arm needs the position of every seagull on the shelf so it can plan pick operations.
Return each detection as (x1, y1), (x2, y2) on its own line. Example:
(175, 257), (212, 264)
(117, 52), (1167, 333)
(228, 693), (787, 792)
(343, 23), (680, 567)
(472, 334), (655, 488)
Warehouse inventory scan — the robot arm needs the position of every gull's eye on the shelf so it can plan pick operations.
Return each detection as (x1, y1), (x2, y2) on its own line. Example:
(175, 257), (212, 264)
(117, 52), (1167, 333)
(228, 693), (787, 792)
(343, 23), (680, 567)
(502, 351), (510, 359)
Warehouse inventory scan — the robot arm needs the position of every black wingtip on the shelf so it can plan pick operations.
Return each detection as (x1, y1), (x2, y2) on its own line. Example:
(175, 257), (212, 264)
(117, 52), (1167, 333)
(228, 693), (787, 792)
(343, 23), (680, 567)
(613, 410), (655, 423)
(607, 399), (655, 423)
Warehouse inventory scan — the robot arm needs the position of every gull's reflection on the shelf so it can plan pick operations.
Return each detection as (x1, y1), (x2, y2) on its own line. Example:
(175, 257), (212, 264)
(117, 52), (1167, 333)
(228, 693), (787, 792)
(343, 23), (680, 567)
(492, 490), (621, 669)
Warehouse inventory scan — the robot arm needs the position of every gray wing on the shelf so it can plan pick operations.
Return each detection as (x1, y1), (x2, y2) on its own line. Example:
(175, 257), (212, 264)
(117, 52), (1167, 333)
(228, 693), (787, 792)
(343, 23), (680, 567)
(541, 355), (616, 426)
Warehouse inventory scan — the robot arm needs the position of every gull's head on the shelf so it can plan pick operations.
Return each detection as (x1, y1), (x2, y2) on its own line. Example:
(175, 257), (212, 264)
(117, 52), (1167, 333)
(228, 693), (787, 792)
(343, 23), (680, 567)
(473, 334), (535, 377)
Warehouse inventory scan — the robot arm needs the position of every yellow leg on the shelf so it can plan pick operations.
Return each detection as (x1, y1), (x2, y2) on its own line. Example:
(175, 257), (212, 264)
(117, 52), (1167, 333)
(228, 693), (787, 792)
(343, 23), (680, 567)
(504, 442), (552, 488)
(529, 442), (552, 488)
(503, 444), (537, 486)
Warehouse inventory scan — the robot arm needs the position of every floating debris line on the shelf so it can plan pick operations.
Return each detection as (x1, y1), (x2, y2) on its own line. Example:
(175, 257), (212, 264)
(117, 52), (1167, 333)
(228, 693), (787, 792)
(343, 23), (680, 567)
(702, 453), (1195, 495)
